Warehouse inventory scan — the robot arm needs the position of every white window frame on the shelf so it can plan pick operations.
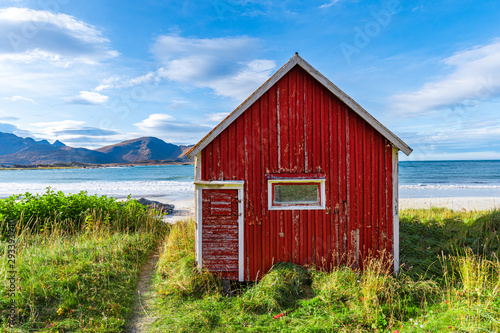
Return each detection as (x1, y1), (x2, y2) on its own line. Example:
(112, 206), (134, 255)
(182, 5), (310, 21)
(268, 178), (326, 210)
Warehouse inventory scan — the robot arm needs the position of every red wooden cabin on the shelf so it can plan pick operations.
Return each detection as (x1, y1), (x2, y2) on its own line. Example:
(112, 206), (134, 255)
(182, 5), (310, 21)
(186, 54), (412, 281)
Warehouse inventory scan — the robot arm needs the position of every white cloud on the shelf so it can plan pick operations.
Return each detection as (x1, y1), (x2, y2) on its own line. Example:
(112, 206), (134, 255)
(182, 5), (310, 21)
(94, 75), (120, 92)
(27, 120), (128, 148)
(65, 91), (109, 105)
(134, 113), (212, 143)
(94, 35), (275, 102)
(0, 7), (117, 62)
(0, 122), (19, 133)
(134, 114), (174, 131)
(319, 0), (341, 9)
(206, 59), (276, 100)
(29, 120), (84, 141)
(390, 39), (500, 116)
(3, 95), (38, 104)
(397, 116), (500, 161)
(0, 8), (118, 104)
(32, 120), (85, 131)
(151, 35), (276, 100)
(206, 112), (230, 123)
(0, 48), (71, 66)
(94, 72), (160, 92)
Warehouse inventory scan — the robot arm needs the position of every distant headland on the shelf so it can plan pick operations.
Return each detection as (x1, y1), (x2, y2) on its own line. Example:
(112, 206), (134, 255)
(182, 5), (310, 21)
(0, 132), (194, 167)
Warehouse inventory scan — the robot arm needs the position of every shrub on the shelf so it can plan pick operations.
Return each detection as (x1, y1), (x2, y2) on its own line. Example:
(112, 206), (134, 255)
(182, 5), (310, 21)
(0, 188), (164, 237)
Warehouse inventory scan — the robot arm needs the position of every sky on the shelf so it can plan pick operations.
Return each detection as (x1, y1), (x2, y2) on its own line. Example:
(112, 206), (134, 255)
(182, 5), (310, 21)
(0, 0), (499, 161)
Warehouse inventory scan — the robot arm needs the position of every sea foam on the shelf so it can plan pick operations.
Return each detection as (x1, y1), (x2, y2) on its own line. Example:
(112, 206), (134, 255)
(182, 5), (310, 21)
(0, 180), (194, 200)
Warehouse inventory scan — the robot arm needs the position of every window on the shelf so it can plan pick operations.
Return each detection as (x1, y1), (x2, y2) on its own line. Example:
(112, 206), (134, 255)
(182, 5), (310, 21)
(267, 174), (326, 210)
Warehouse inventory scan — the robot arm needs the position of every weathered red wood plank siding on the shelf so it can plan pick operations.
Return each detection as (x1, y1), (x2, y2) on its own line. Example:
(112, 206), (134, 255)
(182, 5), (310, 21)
(201, 65), (393, 280)
(201, 189), (239, 279)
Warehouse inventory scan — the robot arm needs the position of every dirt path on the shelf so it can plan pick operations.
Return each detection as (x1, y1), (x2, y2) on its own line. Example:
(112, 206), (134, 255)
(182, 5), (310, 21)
(124, 251), (160, 333)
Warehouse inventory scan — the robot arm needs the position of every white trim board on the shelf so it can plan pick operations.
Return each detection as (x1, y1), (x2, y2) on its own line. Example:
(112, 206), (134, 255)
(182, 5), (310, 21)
(194, 152), (202, 272)
(194, 152), (202, 181)
(267, 179), (326, 210)
(187, 53), (412, 159)
(195, 181), (245, 186)
(392, 148), (400, 274)
(195, 181), (245, 281)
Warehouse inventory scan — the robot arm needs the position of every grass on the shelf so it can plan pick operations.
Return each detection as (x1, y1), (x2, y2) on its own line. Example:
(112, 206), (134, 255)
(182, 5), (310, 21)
(147, 208), (500, 332)
(2, 199), (500, 332)
(400, 208), (500, 278)
(0, 191), (169, 332)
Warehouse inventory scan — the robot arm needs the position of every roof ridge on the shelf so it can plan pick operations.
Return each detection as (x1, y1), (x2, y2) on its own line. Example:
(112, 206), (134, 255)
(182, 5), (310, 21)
(187, 54), (412, 158)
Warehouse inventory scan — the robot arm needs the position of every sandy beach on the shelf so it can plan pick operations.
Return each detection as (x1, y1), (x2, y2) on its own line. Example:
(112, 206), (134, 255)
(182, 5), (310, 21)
(143, 196), (500, 223)
(400, 197), (500, 211)
(138, 197), (195, 223)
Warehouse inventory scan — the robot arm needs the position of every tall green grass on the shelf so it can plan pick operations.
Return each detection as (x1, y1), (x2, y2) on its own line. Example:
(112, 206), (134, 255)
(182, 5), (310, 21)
(149, 209), (500, 332)
(399, 250), (500, 332)
(0, 191), (169, 332)
(239, 262), (310, 314)
(156, 220), (219, 297)
(400, 208), (500, 278)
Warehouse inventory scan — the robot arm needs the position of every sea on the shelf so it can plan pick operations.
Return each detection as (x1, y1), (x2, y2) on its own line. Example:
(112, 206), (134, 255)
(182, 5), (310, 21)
(0, 160), (499, 199)
(399, 160), (500, 198)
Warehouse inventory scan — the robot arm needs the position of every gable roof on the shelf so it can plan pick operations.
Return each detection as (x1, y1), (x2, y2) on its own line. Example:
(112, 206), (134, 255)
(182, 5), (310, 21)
(187, 53), (412, 158)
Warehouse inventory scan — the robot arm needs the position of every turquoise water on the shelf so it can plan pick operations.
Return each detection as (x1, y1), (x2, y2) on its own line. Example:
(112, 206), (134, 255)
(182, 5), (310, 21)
(399, 160), (500, 198)
(399, 160), (500, 186)
(0, 165), (195, 199)
(0, 165), (194, 184)
(0, 161), (499, 198)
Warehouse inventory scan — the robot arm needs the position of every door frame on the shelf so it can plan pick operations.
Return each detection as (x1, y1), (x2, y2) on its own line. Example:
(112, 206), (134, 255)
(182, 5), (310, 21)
(195, 181), (245, 281)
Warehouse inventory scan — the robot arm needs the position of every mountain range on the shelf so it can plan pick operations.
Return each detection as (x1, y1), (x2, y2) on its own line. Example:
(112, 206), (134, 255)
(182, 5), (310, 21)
(0, 132), (193, 166)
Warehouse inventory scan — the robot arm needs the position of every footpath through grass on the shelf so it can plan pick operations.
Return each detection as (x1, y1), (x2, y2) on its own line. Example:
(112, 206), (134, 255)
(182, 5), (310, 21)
(148, 209), (500, 332)
(0, 190), (169, 332)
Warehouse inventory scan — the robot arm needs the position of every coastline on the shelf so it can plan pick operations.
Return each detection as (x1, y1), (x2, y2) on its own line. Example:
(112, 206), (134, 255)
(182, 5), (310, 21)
(2, 186), (499, 213)
(140, 196), (500, 219)
(144, 196), (500, 212)
(0, 161), (194, 170)
(400, 197), (500, 211)
(160, 198), (195, 222)
(117, 197), (195, 223)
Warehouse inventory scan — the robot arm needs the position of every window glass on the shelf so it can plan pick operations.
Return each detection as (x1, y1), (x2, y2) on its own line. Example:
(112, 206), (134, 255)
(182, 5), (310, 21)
(274, 183), (319, 205)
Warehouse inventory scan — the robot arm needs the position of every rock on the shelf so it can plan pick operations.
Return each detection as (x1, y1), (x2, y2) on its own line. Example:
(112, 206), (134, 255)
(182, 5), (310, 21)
(136, 197), (175, 215)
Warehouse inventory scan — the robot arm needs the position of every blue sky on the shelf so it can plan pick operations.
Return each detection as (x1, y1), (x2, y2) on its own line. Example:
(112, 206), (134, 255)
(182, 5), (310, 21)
(0, 0), (499, 161)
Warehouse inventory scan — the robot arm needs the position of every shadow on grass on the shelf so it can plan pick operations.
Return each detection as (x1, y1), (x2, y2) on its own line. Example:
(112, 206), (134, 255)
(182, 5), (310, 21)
(400, 208), (500, 279)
